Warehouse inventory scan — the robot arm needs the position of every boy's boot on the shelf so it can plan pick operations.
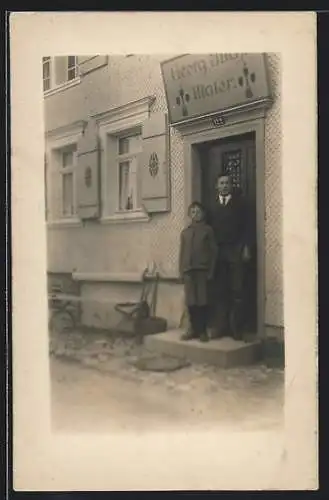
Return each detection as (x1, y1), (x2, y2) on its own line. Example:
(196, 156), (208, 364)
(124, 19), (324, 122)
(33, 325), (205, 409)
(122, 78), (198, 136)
(181, 329), (198, 341)
(180, 307), (198, 341)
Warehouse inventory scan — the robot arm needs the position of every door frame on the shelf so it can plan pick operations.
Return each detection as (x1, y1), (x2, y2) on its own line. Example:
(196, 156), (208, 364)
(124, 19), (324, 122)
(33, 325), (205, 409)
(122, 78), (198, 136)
(178, 108), (268, 338)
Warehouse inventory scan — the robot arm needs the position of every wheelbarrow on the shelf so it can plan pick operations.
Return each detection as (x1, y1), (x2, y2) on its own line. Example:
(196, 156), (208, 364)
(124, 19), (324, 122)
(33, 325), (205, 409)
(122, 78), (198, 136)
(114, 264), (167, 343)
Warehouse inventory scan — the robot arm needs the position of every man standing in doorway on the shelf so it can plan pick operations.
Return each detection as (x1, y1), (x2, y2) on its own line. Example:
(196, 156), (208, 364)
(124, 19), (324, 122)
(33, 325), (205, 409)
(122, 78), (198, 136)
(209, 174), (252, 340)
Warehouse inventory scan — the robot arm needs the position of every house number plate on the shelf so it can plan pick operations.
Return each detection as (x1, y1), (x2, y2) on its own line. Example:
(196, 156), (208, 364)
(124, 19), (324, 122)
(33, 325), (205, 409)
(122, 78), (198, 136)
(212, 115), (226, 127)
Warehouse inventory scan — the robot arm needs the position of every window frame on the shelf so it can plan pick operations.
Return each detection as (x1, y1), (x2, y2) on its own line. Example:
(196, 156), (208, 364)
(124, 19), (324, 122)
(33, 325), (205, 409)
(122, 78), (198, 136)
(42, 56), (53, 92)
(67, 56), (79, 82)
(43, 56), (81, 98)
(45, 121), (85, 227)
(59, 145), (78, 219)
(95, 96), (155, 225)
(117, 134), (142, 213)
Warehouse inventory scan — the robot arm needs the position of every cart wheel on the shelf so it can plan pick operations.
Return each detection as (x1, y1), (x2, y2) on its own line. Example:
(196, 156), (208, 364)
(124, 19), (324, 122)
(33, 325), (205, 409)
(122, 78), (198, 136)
(49, 310), (75, 334)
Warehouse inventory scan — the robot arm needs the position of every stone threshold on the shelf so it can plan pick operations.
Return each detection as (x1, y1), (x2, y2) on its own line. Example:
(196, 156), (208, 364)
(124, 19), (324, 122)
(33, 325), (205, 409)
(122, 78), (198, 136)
(144, 329), (263, 369)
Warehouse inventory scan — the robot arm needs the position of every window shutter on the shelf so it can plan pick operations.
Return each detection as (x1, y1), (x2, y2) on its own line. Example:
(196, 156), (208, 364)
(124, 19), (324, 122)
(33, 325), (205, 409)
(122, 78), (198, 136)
(49, 152), (62, 220)
(78, 55), (108, 75)
(140, 112), (170, 213)
(76, 119), (100, 219)
(54, 56), (68, 85)
(77, 56), (91, 65)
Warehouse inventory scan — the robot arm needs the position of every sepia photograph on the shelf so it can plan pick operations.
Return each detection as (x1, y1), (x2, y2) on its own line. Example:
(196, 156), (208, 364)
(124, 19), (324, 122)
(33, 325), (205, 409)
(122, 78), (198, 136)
(11, 12), (317, 491)
(44, 52), (285, 433)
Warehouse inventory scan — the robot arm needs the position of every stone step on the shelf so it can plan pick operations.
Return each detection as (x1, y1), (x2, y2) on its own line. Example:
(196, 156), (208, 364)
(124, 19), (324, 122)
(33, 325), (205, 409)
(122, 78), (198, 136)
(144, 329), (261, 368)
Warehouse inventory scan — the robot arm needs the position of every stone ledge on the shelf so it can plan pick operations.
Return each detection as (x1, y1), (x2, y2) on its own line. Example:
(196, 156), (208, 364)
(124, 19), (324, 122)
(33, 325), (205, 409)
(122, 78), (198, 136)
(145, 329), (262, 369)
(72, 272), (143, 283)
(72, 271), (182, 284)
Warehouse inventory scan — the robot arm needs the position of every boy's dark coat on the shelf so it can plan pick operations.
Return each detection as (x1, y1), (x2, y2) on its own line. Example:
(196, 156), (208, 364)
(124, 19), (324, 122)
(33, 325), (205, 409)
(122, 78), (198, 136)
(179, 221), (218, 276)
(179, 221), (218, 307)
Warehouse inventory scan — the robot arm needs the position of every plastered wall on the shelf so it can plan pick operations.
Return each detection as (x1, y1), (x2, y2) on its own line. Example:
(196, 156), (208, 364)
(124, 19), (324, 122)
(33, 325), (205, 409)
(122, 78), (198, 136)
(45, 54), (283, 327)
(263, 53), (283, 326)
(46, 55), (185, 279)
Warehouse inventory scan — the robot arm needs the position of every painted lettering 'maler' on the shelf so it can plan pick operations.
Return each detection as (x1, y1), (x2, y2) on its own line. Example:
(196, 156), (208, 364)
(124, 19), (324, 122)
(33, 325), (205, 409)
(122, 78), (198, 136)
(192, 78), (238, 100)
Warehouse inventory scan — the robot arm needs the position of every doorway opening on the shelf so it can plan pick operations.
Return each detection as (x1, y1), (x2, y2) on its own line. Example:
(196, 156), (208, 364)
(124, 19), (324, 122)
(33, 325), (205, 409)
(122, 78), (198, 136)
(195, 131), (258, 335)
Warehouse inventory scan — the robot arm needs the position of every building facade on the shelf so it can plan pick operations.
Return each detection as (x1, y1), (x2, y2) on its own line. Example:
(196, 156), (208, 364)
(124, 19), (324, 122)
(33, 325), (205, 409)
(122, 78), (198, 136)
(45, 54), (283, 341)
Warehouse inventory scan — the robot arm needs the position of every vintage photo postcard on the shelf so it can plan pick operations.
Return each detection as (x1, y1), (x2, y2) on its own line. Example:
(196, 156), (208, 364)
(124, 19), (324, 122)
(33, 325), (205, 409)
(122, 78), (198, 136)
(10, 11), (318, 491)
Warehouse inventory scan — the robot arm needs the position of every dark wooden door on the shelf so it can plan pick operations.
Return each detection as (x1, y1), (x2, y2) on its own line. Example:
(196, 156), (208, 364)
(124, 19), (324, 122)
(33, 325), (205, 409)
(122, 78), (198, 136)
(201, 138), (256, 220)
(200, 134), (257, 332)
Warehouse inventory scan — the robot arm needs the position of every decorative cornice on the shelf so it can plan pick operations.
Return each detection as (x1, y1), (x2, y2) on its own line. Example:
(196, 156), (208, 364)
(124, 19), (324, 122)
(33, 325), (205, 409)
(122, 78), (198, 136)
(174, 97), (273, 136)
(170, 97), (273, 133)
(46, 120), (87, 140)
(93, 96), (156, 127)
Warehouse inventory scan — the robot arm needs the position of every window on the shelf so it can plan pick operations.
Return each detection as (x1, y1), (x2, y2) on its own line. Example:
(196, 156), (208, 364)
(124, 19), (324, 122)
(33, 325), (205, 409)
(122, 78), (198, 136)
(222, 149), (242, 189)
(96, 95), (155, 223)
(43, 56), (80, 95)
(43, 57), (51, 91)
(117, 134), (142, 212)
(46, 120), (85, 226)
(60, 145), (77, 217)
(67, 56), (78, 81)
(46, 143), (78, 223)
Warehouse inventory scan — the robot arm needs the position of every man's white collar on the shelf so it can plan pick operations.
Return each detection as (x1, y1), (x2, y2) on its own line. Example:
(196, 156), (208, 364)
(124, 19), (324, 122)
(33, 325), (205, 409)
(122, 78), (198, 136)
(218, 193), (232, 205)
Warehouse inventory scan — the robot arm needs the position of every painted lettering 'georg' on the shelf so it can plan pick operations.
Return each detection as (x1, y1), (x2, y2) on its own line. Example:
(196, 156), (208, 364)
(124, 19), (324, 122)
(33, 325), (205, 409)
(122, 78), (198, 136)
(170, 53), (245, 82)
(209, 53), (241, 67)
(171, 59), (208, 81)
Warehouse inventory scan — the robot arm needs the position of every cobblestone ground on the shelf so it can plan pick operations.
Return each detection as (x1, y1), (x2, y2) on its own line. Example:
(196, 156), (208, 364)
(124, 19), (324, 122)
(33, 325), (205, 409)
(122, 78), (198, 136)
(50, 329), (284, 433)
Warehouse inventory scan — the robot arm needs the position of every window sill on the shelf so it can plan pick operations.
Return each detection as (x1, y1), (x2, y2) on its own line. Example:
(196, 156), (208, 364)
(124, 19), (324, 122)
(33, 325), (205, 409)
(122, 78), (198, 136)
(44, 77), (81, 98)
(47, 218), (82, 228)
(100, 209), (150, 225)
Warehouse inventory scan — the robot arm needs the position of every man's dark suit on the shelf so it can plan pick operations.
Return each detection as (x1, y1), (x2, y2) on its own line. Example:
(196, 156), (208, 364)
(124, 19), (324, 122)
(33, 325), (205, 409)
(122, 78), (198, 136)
(209, 192), (252, 337)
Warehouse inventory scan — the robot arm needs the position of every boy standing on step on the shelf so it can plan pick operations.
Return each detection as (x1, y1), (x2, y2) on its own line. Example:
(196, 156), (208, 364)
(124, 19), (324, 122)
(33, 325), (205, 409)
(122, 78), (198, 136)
(179, 201), (218, 343)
